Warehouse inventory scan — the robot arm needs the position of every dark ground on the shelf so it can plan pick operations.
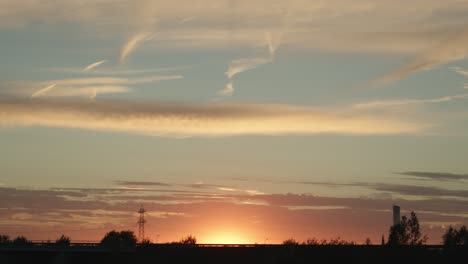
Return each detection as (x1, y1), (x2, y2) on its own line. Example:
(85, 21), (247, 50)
(1, 244), (466, 264)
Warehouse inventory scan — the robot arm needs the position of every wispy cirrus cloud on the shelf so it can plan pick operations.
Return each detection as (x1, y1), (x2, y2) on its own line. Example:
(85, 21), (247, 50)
(369, 30), (468, 87)
(450, 66), (468, 77)
(46, 75), (181, 86)
(39, 86), (131, 99)
(217, 82), (234, 96)
(352, 94), (468, 109)
(44, 66), (188, 75)
(225, 57), (272, 80)
(82, 60), (107, 72)
(31, 84), (56, 98)
(2, 1), (468, 56)
(0, 97), (426, 137)
(221, 32), (280, 96)
(29, 75), (182, 98)
(178, 16), (197, 24)
(120, 31), (156, 63)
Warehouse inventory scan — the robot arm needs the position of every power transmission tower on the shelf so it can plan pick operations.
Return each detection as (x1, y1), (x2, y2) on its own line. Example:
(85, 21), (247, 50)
(137, 206), (146, 242)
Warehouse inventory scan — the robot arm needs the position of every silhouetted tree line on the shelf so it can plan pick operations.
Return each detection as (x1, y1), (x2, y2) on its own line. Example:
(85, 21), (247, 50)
(0, 234), (70, 246)
(282, 237), (357, 246)
(1, 212), (466, 248)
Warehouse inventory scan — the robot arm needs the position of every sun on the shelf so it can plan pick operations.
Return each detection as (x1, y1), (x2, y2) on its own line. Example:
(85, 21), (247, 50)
(202, 230), (251, 244)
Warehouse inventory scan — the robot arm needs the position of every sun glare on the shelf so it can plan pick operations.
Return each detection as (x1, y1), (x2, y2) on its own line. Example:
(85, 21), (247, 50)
(202, 230), (251, 244)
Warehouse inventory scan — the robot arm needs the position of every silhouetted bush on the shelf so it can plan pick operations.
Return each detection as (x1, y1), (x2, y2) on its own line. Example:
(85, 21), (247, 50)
(0, 235), (11, 245)
(179, 235), (197, 245)
(324, 237), (355, 245)
(141, 238), (152, 245)
(55, 235), (71, 246)
(443, 225), (468, 246)
(388, 211), (427, 245)
(100, 230), (137, 250)
(282, 238), (299, 245)
(303, 238), (319, 245)
(12, 236), (32, 246)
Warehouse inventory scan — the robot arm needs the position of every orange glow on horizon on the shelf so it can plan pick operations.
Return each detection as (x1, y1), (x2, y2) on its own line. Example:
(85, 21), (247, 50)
(199, 226), (255, 244)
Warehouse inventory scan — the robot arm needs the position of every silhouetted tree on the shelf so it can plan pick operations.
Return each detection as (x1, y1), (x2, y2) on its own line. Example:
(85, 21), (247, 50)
(303, 238), (319, 245)
(365, 238), (372, 245)
(381, 235), (385, 245)
(179, 235), (197, 245)
(458, 226), (468, 246)
(0, 235), (11, 245)
(55, 235), (71, 246)
(388, 211), (427, 245)
(100, 230), (137, 250)
(12, 236), (31, 246)
(443, 225), (468, 246)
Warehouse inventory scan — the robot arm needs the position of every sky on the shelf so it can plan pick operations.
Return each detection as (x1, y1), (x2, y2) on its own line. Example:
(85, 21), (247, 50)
(1, 0), (468, 244)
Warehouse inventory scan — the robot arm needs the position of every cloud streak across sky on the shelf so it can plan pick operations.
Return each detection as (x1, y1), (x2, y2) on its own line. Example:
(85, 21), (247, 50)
(119, 32), (156, 63)
(369, 30), (468, 87)
(397, 171), (468, 182)
(82, 60), (107, 72)
(352, 94), (468, 109)
(0, 97), (425, 137)
(29, 75), (182, 98)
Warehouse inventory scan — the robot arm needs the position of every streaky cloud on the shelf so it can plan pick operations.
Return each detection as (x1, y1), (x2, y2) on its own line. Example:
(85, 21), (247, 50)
(352, 94), (468, 108)
(43, 75), (182, 86)
(450, 66), (468, 76)
(117, 181), (172, 187)
(396, 171), (468, 181)
(39, 85), (130, 98)
(120, 31), (156, 63)
(0, 97), (425, 137)
(44, 66), (188, 75)
(225, 32), (279, 80)
(31, 84), (56, 98)
(369, 30), (468, 87)
(225, 57), (272, 79)
(82, 60), (107, 72)
(179, 16), (197, 24)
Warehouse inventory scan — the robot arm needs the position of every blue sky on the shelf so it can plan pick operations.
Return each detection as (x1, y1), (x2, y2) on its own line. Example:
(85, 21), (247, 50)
(1, 0), (468, 244)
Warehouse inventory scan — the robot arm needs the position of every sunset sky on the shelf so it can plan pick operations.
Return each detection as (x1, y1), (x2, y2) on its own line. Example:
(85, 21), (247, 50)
(1, 0), (468, 244)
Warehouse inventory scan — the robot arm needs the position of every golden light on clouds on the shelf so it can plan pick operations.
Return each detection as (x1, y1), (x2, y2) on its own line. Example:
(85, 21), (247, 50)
(0, 98), (426, 137)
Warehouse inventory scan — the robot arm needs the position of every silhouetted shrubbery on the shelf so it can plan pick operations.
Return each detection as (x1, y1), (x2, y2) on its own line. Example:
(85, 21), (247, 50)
(443, 225), (468, 246)
(0, 235), (11, 245)
(12, 236), (32, 246)
(55, 235), (71, 246)
(282, 238), (299, 245)
(100, 230), (137, 250)
(179, 235), (197, 245)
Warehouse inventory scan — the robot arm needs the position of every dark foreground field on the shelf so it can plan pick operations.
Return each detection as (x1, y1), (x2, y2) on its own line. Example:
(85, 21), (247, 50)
(1, 244), (467, 264)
